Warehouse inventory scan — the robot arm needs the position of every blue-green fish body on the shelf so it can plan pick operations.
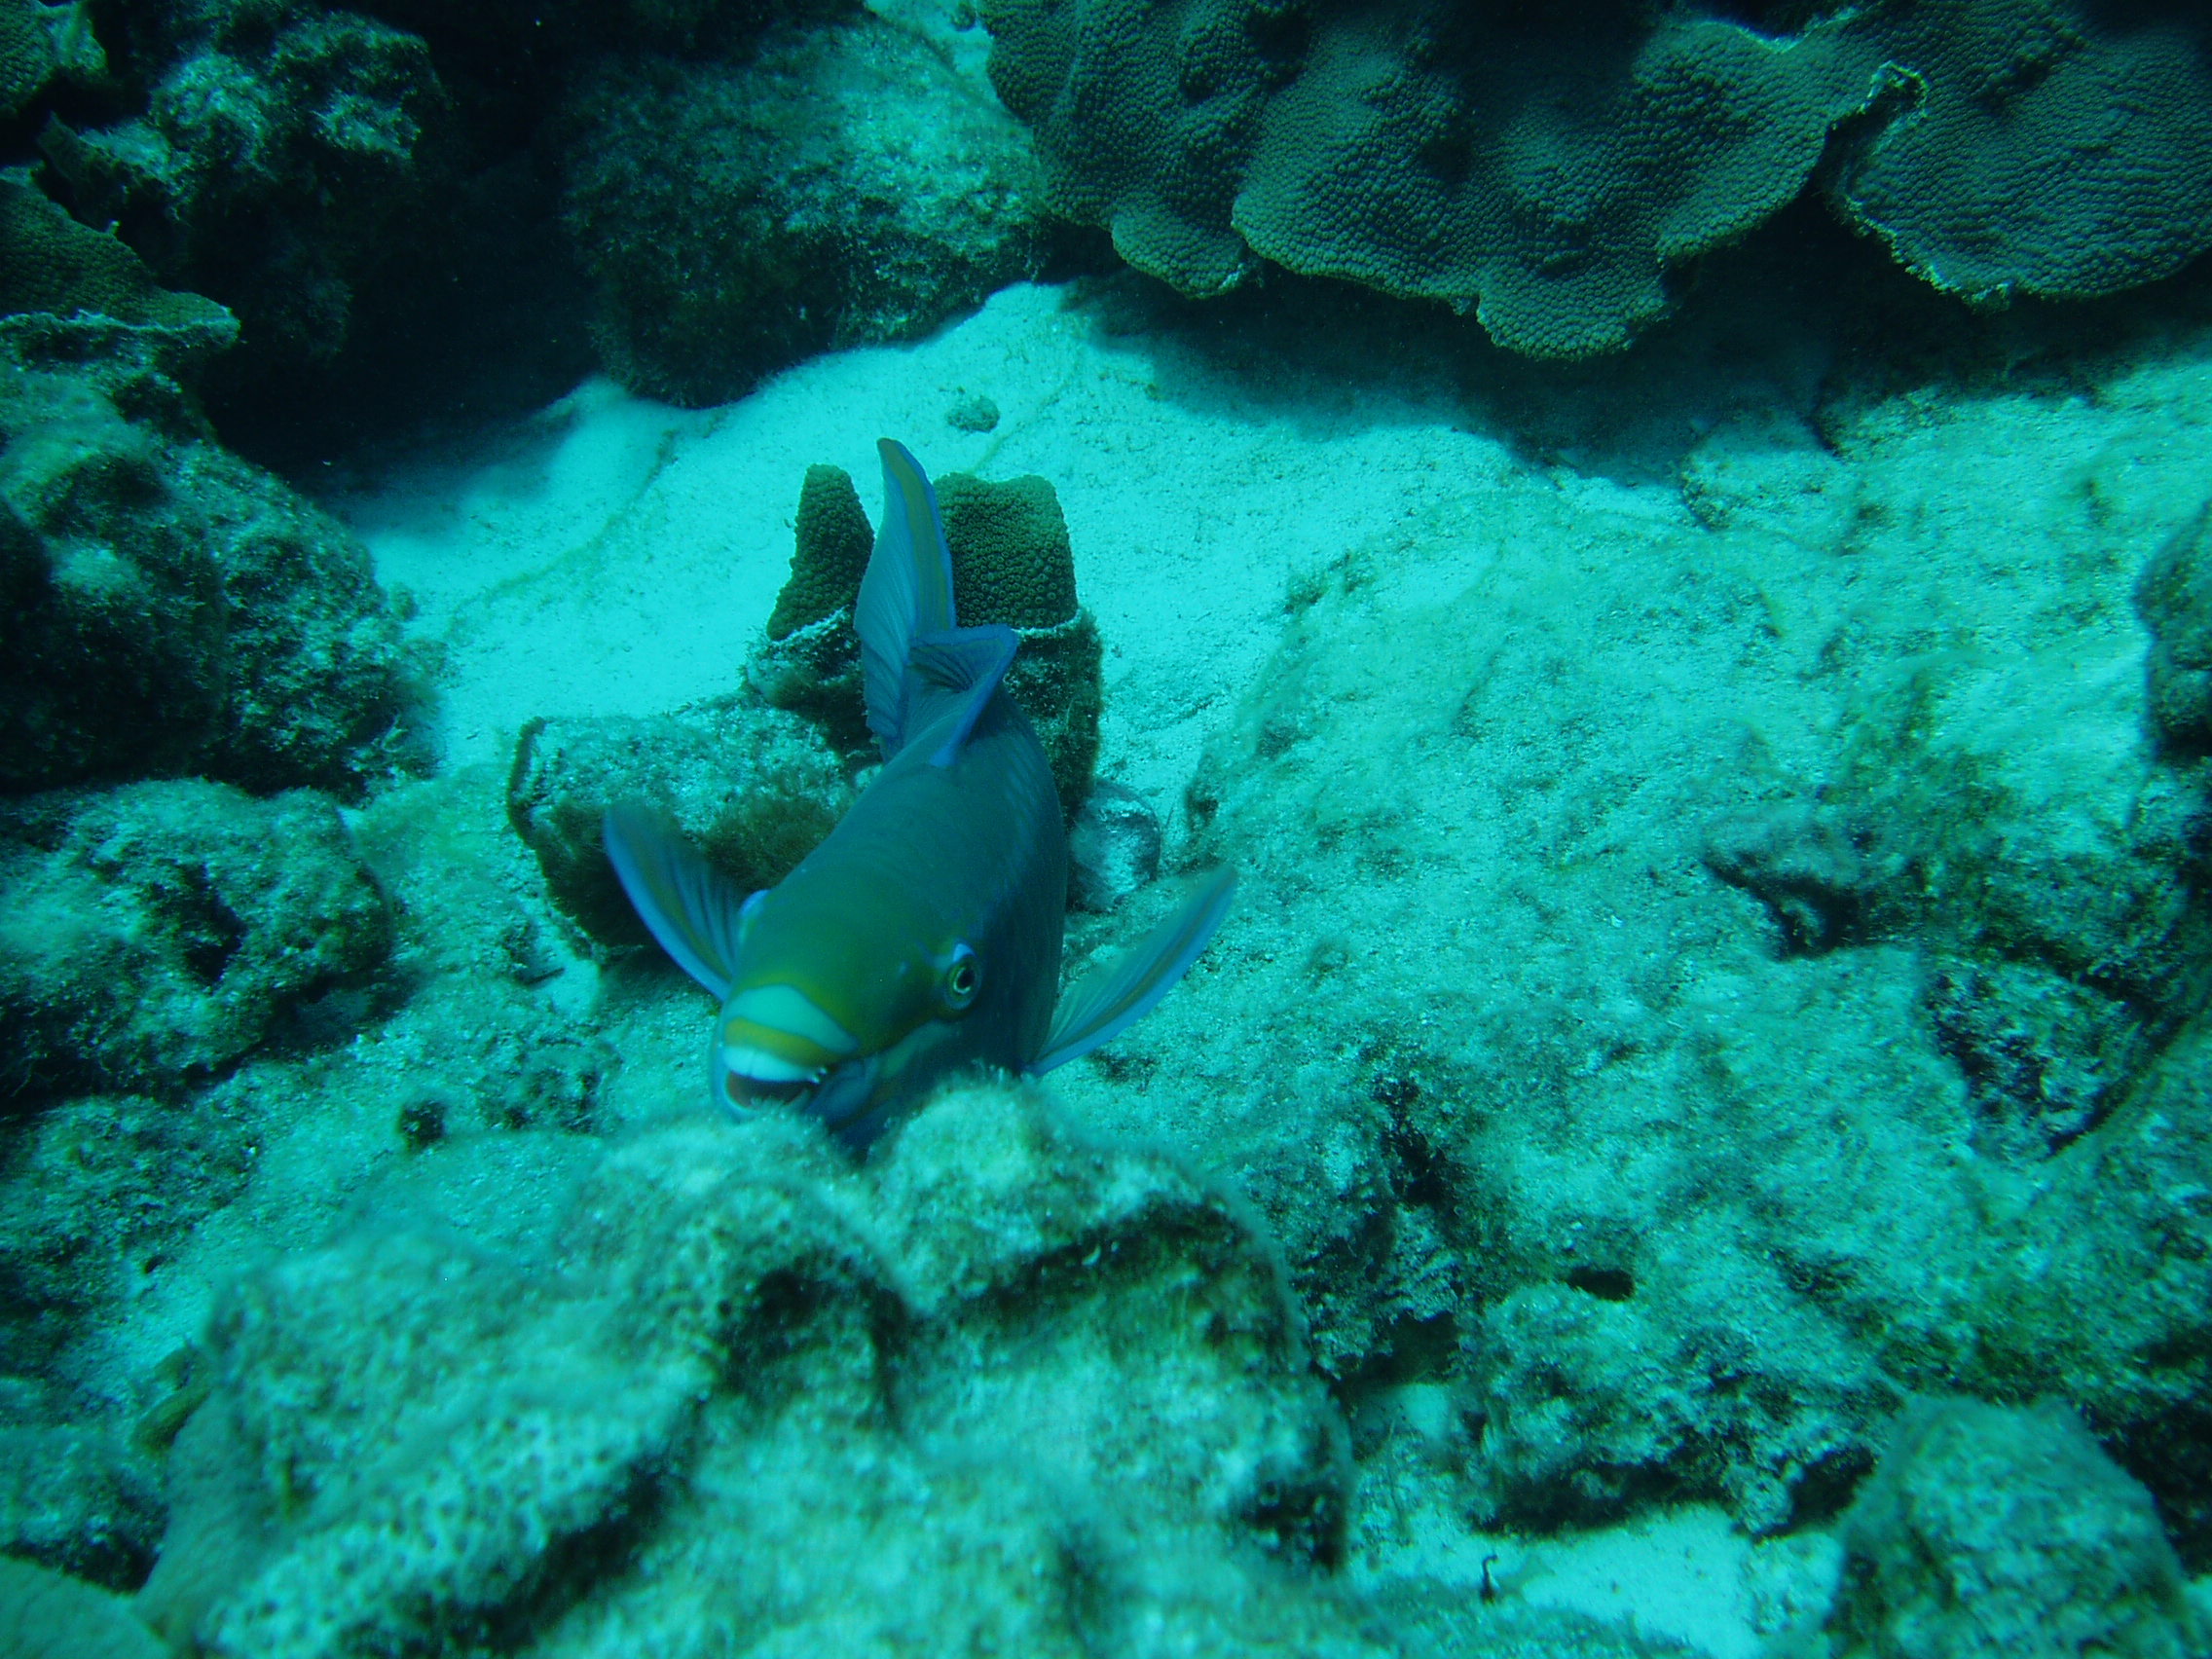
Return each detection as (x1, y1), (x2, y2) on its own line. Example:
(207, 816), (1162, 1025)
(607, 440), (1234, 1146)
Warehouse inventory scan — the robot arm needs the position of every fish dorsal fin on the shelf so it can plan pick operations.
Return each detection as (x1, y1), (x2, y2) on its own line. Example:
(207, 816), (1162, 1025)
(1031, 866), (1237, 1076)
(602, 804), (757, 1001)
(856, 438), (958, 757)
(909, 624), (1018, 767)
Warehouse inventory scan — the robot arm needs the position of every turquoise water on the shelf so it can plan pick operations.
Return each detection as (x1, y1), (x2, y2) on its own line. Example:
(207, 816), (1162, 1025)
(7, 2), (2212, 1654)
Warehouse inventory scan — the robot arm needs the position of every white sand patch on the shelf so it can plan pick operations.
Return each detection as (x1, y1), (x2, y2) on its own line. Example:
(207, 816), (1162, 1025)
(1364, 1500), (1842, 1658)
(333, 281), (1519, 831)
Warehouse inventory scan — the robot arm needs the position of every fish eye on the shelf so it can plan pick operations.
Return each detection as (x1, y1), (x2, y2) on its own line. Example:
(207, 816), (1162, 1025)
(941, 942), (980, 1011)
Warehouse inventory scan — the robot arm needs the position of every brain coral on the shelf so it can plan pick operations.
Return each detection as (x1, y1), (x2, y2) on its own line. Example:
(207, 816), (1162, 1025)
(984, 0), (2212, 353)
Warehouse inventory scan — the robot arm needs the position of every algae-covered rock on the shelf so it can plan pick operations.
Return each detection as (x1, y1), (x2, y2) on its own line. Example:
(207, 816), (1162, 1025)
(0, 781), (393, 1101)
(0, 1421), (166, 1588)
(140, 1084), (1351, 1656)
(1043, 368), (2212, 1545)
(564, 14), (1048, 406)
(40, 2), (446, 386)
(0, 318), (416, 796)
(507, 701), (854, 948)
(1816, 1398), (2205, 1659)
(2136, 501), (2212, 755)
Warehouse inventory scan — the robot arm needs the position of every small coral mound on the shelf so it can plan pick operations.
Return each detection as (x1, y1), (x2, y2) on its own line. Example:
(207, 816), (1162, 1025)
(1815, 1397), (2206, 1659)
(937, 470), (1102, 812)
(750, 461), (1104, 812)
(754, 465), (878, 753)
(766, 464), (875, 643)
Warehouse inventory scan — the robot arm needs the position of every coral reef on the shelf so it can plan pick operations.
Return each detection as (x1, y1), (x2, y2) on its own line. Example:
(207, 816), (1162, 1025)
(1810, 1397), (2206, 1658)
(564, 14), (1049, 406)
(1047, 354), (2212, 1549)
(983, 0), (2212, 354)
(0, 781), (393, 1102)
(136, 1085), (1350, 1656)
(0, 0), (106, 121)
(507, 703), (852, 948)
(0, 172), (229, 338)
(1825, 1), (2212, 307)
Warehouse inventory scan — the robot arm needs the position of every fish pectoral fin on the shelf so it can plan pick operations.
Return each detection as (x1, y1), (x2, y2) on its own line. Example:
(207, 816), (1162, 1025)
(910, 625), (1018, 766)
(602, 804), (752, 1001)
(1031, 866), (1237, 1076)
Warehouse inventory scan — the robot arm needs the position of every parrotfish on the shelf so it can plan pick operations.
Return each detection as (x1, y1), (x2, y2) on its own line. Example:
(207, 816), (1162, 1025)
(605, 439), (1235, 1148)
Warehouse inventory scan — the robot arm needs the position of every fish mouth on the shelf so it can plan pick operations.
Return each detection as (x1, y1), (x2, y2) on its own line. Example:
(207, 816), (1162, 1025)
(717, 984), (858, 1111)
(720, 1059), (824, 1108)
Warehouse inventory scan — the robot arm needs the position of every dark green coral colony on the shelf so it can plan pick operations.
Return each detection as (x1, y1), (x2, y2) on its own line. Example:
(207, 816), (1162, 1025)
(767, 464), (875, 642)
(754, 462), (1103, 815)
(936, 470), (1101, 815)
(983, 0), (2212, 354)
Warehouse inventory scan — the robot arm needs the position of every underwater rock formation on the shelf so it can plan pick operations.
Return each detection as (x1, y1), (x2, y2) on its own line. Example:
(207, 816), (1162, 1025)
(1046, 363), (2212, 1548)
(2136, 502), (2212, 756)
(0, 308), (415, 796)
(982, 0), (2212, 355)
(137, 1085), (1347, 1656)
(39, 0), (447, 386)
(0, 781), (393, 1101)
(507, 703), (852, 949)
(1813, 1397), (2206, 1659)
(564, 13), (1049, 406)
(1068, 779), (1163, 912)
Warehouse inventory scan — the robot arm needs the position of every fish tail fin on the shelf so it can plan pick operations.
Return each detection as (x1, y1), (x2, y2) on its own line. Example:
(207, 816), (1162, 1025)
(910, 624), (1018, 766)
(603, 804), (756, 1001)
(857, 438), (959, 756)
(1031, 866), (1237, 1075)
